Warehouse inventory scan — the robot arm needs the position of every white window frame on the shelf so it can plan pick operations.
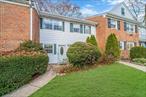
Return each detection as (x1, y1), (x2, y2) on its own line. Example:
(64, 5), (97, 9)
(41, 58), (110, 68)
(126, 42), (135, 50)
(120, 41), (124, 50)
(72, 23), (80, 33)
(84, 25), (91, 34)
(44, 44), (54, 54)
(42, 18), (64, 31)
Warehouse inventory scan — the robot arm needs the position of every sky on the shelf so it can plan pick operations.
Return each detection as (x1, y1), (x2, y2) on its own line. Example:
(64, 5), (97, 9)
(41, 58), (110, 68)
(70, 0), (125, 16)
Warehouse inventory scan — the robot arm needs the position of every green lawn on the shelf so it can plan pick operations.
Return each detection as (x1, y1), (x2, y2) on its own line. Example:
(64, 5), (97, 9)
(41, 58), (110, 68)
(30, 63), (146, 97)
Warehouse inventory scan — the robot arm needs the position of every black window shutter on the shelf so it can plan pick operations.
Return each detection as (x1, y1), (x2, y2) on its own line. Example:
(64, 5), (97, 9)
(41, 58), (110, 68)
(40, 18), (43, 29)
(124, 22), (127, 31)
(54, 44), (56, 55)
(80, 24), (83, 33)
(124, 41), (127, 50)
(70, 23), (73, 32)
(135, 25), (138, 33)
(89, 26), (91, 34)
(134, 42), (137, 47)
(62, 22), (64, 31)
(117, 21), (120, 30)
(108, 18), (111, 28)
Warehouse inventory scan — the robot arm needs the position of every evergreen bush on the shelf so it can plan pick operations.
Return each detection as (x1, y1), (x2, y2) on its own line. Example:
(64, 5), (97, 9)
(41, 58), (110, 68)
(67, 42), (100, 67)
(105, 33), (120, 62)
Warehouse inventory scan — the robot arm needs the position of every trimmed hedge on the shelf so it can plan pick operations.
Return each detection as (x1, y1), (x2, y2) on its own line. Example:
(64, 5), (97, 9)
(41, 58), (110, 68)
(0, 53), (48, 96)
(130, 47), (146, 59)
(67, 42), (100, 67)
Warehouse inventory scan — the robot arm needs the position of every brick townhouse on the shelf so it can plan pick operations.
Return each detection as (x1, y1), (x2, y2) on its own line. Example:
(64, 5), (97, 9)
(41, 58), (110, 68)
(0, 0), (39, 52)
(87, 2), (140, 59)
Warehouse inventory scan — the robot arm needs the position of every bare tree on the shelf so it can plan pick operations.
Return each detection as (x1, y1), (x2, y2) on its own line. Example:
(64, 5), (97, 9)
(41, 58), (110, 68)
(34, 0), (82, 18)
(127, 0), (145, 25)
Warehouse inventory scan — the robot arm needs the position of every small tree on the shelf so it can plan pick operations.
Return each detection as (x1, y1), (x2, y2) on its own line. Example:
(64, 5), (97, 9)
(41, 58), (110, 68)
(86, 35), (99, 47)
(105, 33), (120, 62)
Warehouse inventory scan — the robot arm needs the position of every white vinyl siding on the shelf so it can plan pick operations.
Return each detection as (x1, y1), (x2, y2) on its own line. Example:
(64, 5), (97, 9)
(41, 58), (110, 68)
(40, 19), (96, 64)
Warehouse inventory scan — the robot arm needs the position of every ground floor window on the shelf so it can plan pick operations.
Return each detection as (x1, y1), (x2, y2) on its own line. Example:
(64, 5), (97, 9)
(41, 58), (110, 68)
(120, 41), (124, 50)
(44, 44), (53, 53)
(126, 42), (135, 50)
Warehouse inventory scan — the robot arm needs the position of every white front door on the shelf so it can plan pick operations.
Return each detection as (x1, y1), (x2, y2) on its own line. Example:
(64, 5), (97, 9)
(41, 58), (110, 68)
(58, 45), (67, 64)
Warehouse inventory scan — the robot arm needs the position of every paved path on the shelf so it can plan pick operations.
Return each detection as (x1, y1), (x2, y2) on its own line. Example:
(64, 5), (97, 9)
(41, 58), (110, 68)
(3, 67), (56, 97)
(119, 61), (146, 72)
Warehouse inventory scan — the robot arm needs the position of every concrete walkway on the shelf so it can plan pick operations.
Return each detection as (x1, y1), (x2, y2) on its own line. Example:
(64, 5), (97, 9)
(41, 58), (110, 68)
(119, 61), (146, 72)
(3, 67), (56, 97)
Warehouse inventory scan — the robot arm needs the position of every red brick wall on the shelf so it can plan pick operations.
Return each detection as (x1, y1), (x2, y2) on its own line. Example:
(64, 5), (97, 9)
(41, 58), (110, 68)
(0, 2), (39, 52)
(87, 16), (139, 58)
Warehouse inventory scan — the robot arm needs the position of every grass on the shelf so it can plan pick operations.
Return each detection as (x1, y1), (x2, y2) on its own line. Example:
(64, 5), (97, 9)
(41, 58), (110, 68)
(30, 63), (146, 97)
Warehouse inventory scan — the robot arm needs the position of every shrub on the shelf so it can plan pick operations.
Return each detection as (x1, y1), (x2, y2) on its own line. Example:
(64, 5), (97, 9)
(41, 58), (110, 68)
(105, 33), (120, 62)
(0, 52), (48, 96)
(130, 46), (146, 59)
(18, 40), (43, 51)
(86, 35), (98, 47)
(67, 42), (100, 67)
(132, 58), (146, 66)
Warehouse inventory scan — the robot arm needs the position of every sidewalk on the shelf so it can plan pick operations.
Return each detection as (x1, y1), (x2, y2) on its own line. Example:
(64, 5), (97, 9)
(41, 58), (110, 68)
(119, 61), (146, 72)
(3, 67), (56, 97)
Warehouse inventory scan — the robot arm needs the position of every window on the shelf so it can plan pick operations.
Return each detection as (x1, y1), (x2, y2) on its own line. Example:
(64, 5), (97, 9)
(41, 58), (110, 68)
(54, 20), (63, 31)
(84, 25), (91, 34)
(120, 41), (124, 50)
(126, 42), (135, 50)
(110, 19), (117, 28)
(121, 8), (125, 16)
(124, 22), (135, 34)
(108, 18), (118, 30)
(42, 19), (53, 30)
(42, 18), (64, 31)
(44, 44), (53, 53)
(70, 23), (81, 33)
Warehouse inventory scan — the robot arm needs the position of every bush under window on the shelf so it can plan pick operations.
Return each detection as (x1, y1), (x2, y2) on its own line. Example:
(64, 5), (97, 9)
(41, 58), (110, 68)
(67, 42), (100, 67)
(130, 46), (146, 59)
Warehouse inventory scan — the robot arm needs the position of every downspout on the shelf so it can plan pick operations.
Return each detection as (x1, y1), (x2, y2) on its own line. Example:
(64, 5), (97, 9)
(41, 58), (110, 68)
(29, 0), (33, 41)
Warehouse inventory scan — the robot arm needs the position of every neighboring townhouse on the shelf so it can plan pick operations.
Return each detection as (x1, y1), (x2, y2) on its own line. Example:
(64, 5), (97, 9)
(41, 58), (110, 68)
(86, 2), (139, 59)
(0, 0), (39, 52)
(139, 25), (146, 47)
(39, 12), (97, 64)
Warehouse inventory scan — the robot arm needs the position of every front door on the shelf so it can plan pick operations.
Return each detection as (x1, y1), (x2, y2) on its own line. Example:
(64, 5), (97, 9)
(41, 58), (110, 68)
(58, 45), (67, 64)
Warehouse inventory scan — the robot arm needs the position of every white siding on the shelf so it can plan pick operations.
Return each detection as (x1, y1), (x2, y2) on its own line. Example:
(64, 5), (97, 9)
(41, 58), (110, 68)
(109, 3), (135, 21)
(40, 21), (96, 64)
(139, 27), (146, 41)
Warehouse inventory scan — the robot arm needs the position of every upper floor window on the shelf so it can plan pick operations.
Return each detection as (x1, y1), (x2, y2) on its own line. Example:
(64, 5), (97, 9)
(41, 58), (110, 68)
(84, 25), (91, 34)
(108, 18), (120, 30)
(121, 8), (125, 16)
(42, 18), (64, 31)
(124, 22), (135, 34)
(70, 23), (83, 33)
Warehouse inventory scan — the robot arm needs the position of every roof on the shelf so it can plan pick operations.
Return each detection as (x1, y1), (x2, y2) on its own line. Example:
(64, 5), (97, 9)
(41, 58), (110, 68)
(40, 11), (97, 26)
(85, 2), (137, 22)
